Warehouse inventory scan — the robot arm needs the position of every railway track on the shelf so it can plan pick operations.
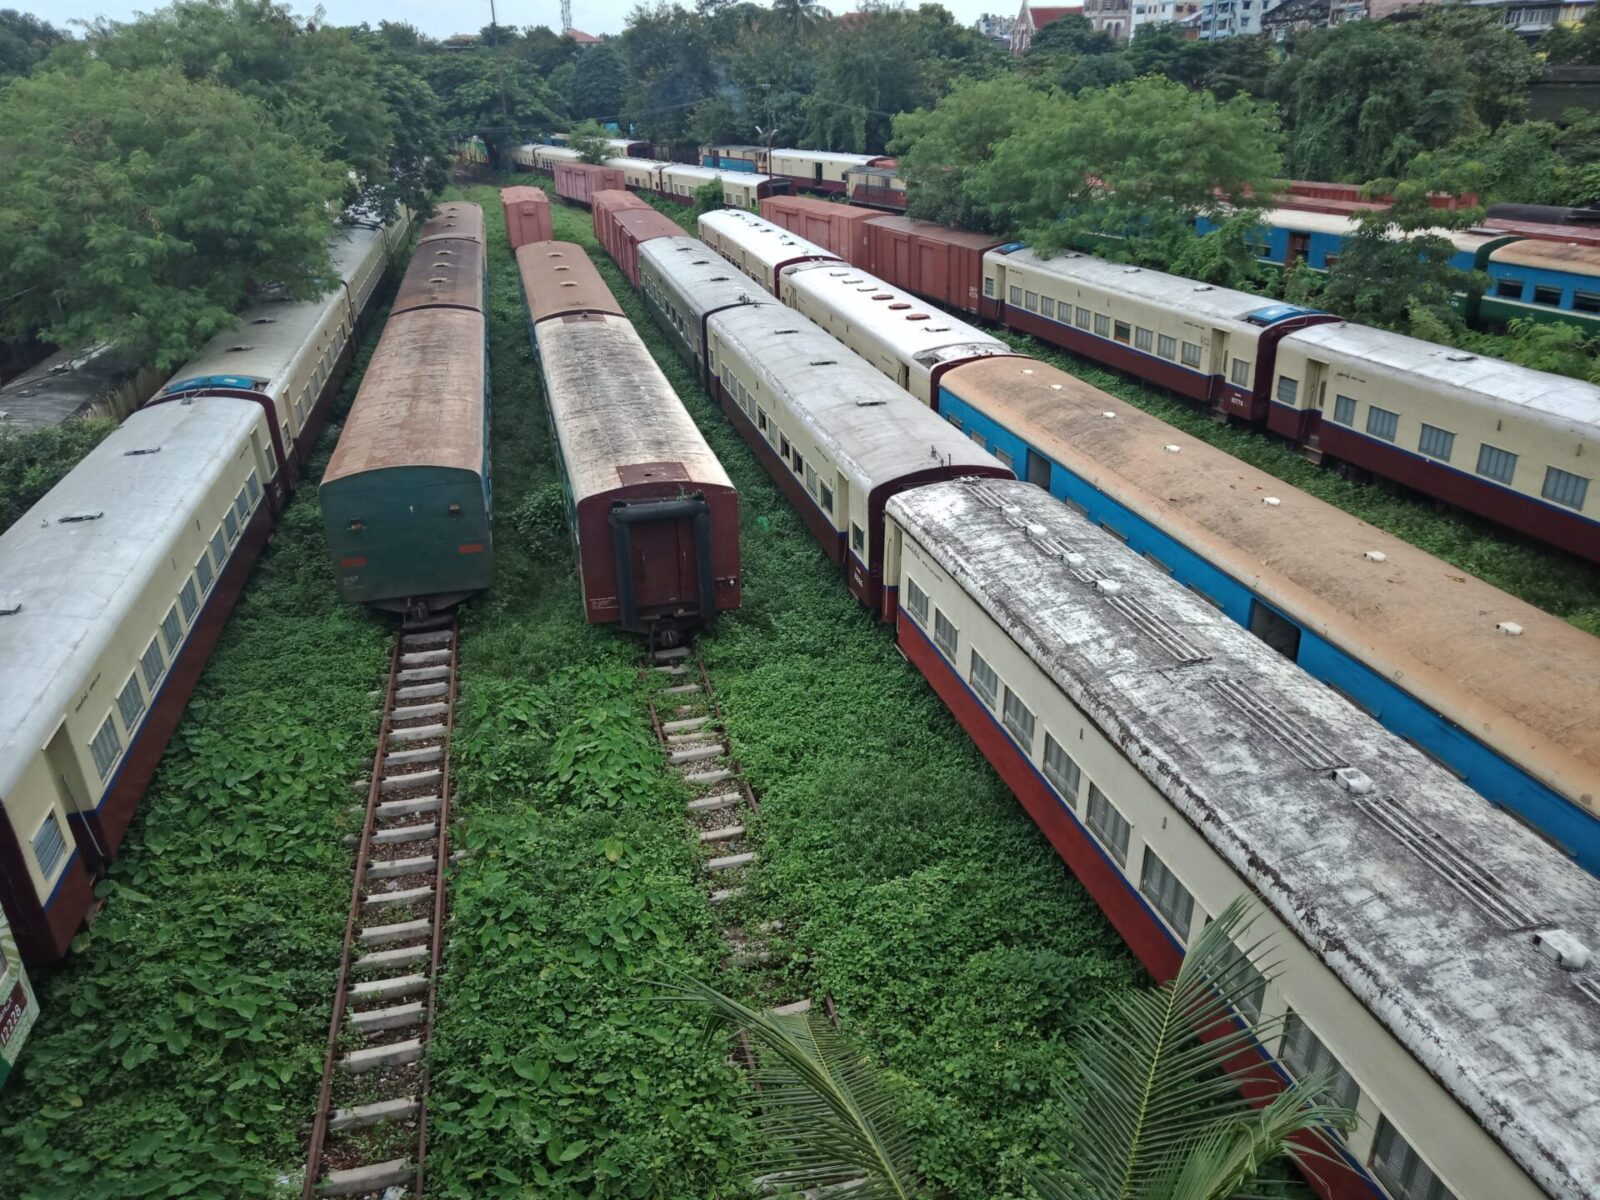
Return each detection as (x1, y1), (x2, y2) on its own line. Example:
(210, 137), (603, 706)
(301, 622), (460, 1199)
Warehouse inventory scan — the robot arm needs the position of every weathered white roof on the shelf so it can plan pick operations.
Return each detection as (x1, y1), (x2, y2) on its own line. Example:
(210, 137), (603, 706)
(994, 248), (1291, 327)
(1281, 321), (1600, 432)
(639, 236), (773, 319)
(782, 261), (1012, 369)
(535, 314), (731, 505)
(662, 164), (778, 188)
(892, 478), (1600, 1200)
(699, 209), (837, 273)
(707, 305), (1004, 495)
(772, 149), (879, 169)
(1259, 208), (1496, 255)
(0, 400), (265, 797)
(0, 344), (148, 431)
(327, 222), (388, 282)
(536, 145), (582, 162)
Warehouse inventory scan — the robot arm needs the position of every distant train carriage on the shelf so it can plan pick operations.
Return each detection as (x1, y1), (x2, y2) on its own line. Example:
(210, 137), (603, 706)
(637, 236), (773, 383)
(321, 204), (493, 613)
(517, 239), (740, 635)
(604, 156), (669, 194)
(863, 217), (1004, 316)
(697, 209), (838, 296)
(0, 400), (275, 961)
(844, 161), (907, 211)
(767, 149), (883, 196)
(592, 188), (653, 260)
(700, 145), (767, 173)
(1477, 238), (1600, 334)
(553, 161), (627, 208)
(758, 194), (879, 268)
(702, 302), (1011, 614)
(0, 910), (37, 1088)
(660, 165), (789, 211)
(501, 186), (553, 251)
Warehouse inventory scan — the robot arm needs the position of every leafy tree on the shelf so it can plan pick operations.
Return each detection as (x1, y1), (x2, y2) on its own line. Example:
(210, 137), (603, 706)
(1541, 6), (1600, 65)
(1169, 214), (1274, 291)
(619, 3), (723, 155)
(1405, 121), (1570, 206)
(0, 62), (344, 369)
(971, 77), (1282, 261)
(890, 73), (1054, 230)
(692, 176), (728, 217)
(1121, 26), (1275, 100)
(0, 8), (61, 82)
(569, 118), (613, 163)
(0, 420), (118, 534)
(1403, 6), (1539, 131)
(520, 24), (584, 75)
(568, 39), (626, 120)
(426, 48), (567, 165)
(666, 899), (1355, 1200)
(1318, 190), (1475, 333)
(1028, 11), (1118, 58)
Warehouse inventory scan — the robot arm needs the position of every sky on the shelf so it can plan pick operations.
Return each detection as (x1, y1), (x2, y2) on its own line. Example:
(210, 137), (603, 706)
(18, 0), (1010, 41)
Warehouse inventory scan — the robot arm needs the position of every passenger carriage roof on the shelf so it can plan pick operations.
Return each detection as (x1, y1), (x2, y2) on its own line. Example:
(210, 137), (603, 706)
(0, 343), (147, 431)
(416, 202), (484, 247)
(942, 355), (1600, 815)
(323, 307), (486, 482)
(535, 314), (730, 506)
(782, 261), (1012, 365)
(1279, 320), (1600, 429)
(863, 215), (1002, 250)
(158, 286), (351, 401)
(663, 164), (778, 187)
(1257, 208), (1497, 254)
(699, 210), (836, 270)
(993, 249), (1312, 328)
(707, 304), (1004, 494)
(515, 242), (625, 324)
(641, 236), (773, 317)
(0, 400), (266, 798)
(327, 221), (388, 278)
(1490, 237), (1600, 271)
(771, 149), (879, 168)
(392, 237), (485, 316)
(889, 478), (1600, 1200)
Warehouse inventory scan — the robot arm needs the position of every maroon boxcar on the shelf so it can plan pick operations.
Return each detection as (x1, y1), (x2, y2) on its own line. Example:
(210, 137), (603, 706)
(592, 189), (652, 266)
(553, 161), (627, 208)
(612, 209), (689, 289)
(501, 186), (553, 251)
(758, 194), (878, 268)
(865, 217), (1004, 317)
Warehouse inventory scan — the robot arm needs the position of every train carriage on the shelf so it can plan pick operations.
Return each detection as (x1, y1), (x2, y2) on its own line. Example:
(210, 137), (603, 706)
(778, 260), (1016, 405)
(702, 302), (1010, 613)
(531, 144), (582, 174)
(604, 156), (669, 195)
(768, 149), (882, 196)
(1478, 238), (1600, 334)
(887, 477), (1600, 1200)
(758, 194), (879, 268)
(659, 165), (788, 212)
(638, 236), (773, 384)
(518, 242), (740, 635)
(0, 343), (166, 431)
(322, 205), (492, 613)
(611, 209), (691, 289)
(0, 400), (274, 961)
(553, 161), (627, 208)
(0, 910), (36, 1088)
(862, 217), (1004, 316)
(1271, 321), (1600, 563)
(981, 247), (1337, 424)
(844, 162), (906, 211)
(697, 209), (838, 297)
(936, 353), (1600, 871)
(501, 186), (553, 252)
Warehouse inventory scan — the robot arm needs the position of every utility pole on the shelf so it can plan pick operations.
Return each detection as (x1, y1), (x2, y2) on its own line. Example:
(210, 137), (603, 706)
(562, 0), (574, 34)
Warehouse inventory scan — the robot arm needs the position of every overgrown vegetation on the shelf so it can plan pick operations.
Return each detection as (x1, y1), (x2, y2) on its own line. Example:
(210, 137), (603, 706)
(418, 185), (1144, 1198)
(0, 320), (392, 1197)
(0, 418), (117, 532)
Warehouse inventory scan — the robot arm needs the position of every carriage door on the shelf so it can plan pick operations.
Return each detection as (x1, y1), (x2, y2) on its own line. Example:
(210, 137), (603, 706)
(45, 724), (103, 867)
(1025, 449), (1052, 490)
(1249, 600), (1302, 662)
(1287, 232), (1311, 266)
(1301, 359), (1328, 448)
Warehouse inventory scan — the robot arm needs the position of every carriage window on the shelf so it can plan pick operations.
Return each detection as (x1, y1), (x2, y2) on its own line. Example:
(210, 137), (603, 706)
(1365, 405), (1398, 442)
(792, 451), (804, 477)
(234, 488), (250, 524)
(1002, 687), (1036, 755)
(934, 610), (959, 658)
(1157, 334), (1176, 359)
(1071, 306), (1089, 330)
(969, 430), (986, 446)
(1140, 850), (1194, 941)
(1086, 785), (1130, 866)
(117, 673), (146, 731)
(195, 552), (215, 595)
(969, 651), (998, 708)
(1024, 291), (1038, 312)
(224, 507), (240, 543)
(161, 604), (184, 655)
(1229, 358), (1252, 387)
(246, 471), (261, 505)
(179, 578), (200, 621)
(1418, 424), (1454, 462)
(1332, 394), (1356, 425)
(1533, 284), (1562, 307)
(1495, 278), (1524, 299)
(90, 714), (123, 780)
(1093, 314), (1111, 338)
(780, 434), (791, 458)
(1009, 285), (1023, 305)
(32, 812), (68, 881)
(1543, 466), (1589, 511)
(1281, 1011), (1362, 1116)
(1574, 290), (1600, 314)
(209, 528), (228, 571)
(1180, 341), (1202, 368)
(851, 523), (865, 553)
(804, 464), (817, 494)
(1276, 375), (1298, 405)
(1040, 297), (1055, 319)
(905, 577), (929, 624)
(819, 483), (834, 513)
(140, 637), (166, 692)
(983, 277), (995, 298)
(1113, 321), (1131, 345)
(1215, 939), (1266, 1023)
(1370, 1118), (1456, 1200)
(1134, 327), (1153, 352)
(994, 448), (1013, 469)
(757, 407), (768, 432)
(1476, 443), (1517, 485)
(1043, 734), (1081, 804)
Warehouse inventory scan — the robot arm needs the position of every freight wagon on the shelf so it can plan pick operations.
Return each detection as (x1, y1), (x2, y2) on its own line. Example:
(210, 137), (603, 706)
(500, 186), (553, 251)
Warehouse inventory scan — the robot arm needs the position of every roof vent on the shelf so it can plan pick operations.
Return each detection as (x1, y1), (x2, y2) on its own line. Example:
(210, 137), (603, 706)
(1447, 353), (1477, 363)
(907, 314), (930, 321)
(775, 329), (799, 334)
(1497, 621), (1524, 636)
(810, 359), (836, 366)
(431, 261), (450, 269)
(1334, 767), (1373, 795)
(1102, 411), (1116, 419)
(0, 600), (20, 616)
(1095, 578), (1123, 595)
(436, 248), (454, 256)
(693, 259), (710, 265)
(1122, 266), (1141, 274)
(1022, 368), (1034, 375)
(1066, 552), (1086, 567)
(889, 303), (911, 311)
(1027, 523), (1048, 537)
(1193, 284), (1214, 292)
(250, 317), (277, 325)
(123, 447), (161, 457)
(1533, 929), (1591, 971)
(873, 294), (892, 301)
(1050, 383), (1063, 391)
(855, 399), (886, 407)
(712, 275), (730, 282)
(1364, 550), (1387, 562)
(228, 345), (253, 352)
(428, 277), (448, 283)
(559, 281), (577, 288)
(1262, 496), (1281, 507)
(1165, 444), (1181, 453)
(554, 265), (571, 272)
(58, 511), (104, 524)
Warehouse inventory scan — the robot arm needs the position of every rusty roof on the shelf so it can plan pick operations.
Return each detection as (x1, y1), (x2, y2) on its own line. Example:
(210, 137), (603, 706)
(392, 238), (485, 315)
(1491, 237), (1600, 271)
(866, 215), (1004, 251)
(614, 208), (687, 245)
(417, 202), (484, 247)
(323, 308), (486, 481)
(516, 241), (624, 324)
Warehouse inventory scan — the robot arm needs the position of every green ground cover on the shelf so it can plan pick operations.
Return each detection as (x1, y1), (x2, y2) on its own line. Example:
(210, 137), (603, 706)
(424, 182), (1142, 1198)
(0, 327), (392, 1198)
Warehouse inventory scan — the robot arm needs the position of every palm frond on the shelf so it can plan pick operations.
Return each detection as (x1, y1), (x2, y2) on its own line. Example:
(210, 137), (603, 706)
(1027, 896), (1348, 1200)
(658, 977), (923, 1200)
